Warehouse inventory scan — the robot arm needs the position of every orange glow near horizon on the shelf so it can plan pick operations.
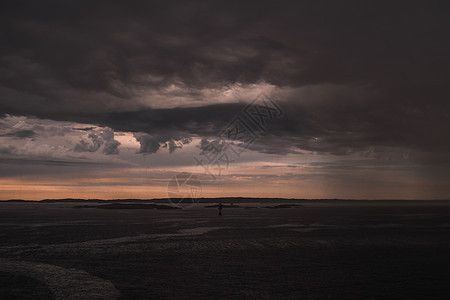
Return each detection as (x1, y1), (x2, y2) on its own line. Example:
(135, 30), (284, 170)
(1, 173), (448, 200)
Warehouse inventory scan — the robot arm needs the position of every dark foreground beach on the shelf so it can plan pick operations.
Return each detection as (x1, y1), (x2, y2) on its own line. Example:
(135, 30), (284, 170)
(0, 199), (449, 299)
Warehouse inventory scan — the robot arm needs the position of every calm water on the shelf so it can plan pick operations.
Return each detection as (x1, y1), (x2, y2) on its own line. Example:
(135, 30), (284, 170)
(0, 201), (449, 299)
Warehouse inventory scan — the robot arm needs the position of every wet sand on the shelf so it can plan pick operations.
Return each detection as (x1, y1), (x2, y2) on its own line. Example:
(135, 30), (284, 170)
(0, 200), (450, 299)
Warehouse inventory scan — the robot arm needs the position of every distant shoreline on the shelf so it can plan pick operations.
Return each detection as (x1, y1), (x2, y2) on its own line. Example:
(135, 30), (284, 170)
(1, 198), (450, 203)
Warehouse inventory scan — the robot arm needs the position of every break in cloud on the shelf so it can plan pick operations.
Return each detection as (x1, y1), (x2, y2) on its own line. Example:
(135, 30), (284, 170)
(0, 1), (449, 199)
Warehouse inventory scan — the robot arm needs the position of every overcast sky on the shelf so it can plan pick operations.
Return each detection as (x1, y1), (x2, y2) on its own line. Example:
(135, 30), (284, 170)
(1, 1), (449, 200)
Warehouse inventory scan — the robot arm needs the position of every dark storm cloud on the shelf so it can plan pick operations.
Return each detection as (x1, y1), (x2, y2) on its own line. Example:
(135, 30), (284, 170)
(2, 129), (35, 138)
(101, 129), (121, 155)
(102, 139), (120, 155)
(134, 132), (191, 154)
(74, 132), (103, 153)
(74, 129), (121, 154)
(73, 88), (447, 159)
(134, 134), (161, 154)
(163, 138), (192, 154)
(73, 127), (96, 132)
(1, 1), (449, 160)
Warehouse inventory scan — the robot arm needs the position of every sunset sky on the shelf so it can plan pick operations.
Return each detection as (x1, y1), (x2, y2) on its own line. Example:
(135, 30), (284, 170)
(1, 1), (449, 200)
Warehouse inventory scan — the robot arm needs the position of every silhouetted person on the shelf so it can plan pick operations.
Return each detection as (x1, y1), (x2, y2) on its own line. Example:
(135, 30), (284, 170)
(218, 202), (222, 216)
